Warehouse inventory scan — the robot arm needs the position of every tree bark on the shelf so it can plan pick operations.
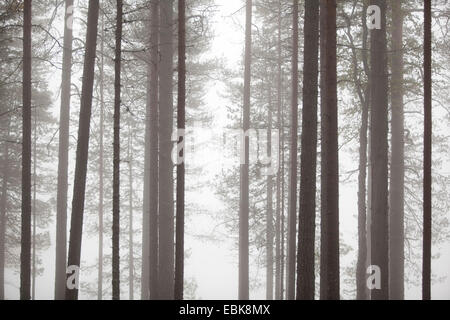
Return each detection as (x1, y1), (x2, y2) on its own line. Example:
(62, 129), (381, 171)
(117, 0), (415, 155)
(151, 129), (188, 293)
(422, 0), (432, 301)
(174, 0), (186, 301)
(320, 0), (339, 300)
(369, 0), (389, 301)
(286, 0), (299, 301)
(266, 85), (274, 301)
(239, 0), (252, 301)
(65, 0), (100, 300)
(389, 0), (405, 300)
(148, 0), (159, 301)
(158, 0), (175, 300)
(0, 119), (10, 300)
(55, 0), (74, 300)
(112, 0), (123, 301)
(296, 0), (319, 301)
(21, 0), (32, 301)
(128, 120), (134, 300)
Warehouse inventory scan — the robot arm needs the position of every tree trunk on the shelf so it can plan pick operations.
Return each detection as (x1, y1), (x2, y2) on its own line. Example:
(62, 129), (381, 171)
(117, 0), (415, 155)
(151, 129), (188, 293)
(320, 0), (339, 300)
(266, 85), (274, 301)
(21, 0), (32, 301)
(239, 0), (252, 301)
(297, 0), (319, 301)
(174, 0), (186, 301)
(97, 8), (105, 301)
(389, 0), (405, 300)
(158, 0), (175, 300)
(148, 0), (159, 301)
(355, 0), (370, 301)
(422, 0), (432, 301)
(55, 0), (74, 300)
(369, 0), (389, 301)
(128, 120), (134, 300)
(65, 0), (100, 300)
(0, 119), (10, 300)
(112, 0), (123, 301)
(286, 0), (299, 301)
(32, 109), (37, 300)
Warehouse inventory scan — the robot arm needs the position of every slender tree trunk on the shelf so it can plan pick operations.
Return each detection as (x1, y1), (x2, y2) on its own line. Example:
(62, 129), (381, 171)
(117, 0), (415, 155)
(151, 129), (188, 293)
(356, 0), (370, 300)
(280, 91), (285, 300)
(65, 0), (100, 300)
(274, 1), (282, 299)
(0, 119), (10, 300)
(297, 0), (319, 301)
(174, 0), (186, 301)
(158, 0), (175, 300)
(389, 0), (405, 300)
(266, 85), (274, 301)
(239, 0), (252, 301)
(97, 9), (105, 301)
(32, 109), (37, 300)
(128, 120), (134, 300)
(148, 0), (159, 301)
(55, 0), (74, 300)
(422, 0), (432, 301)
(21, 0), (32, 301)
(112, 0), (123, 301)
(320, 0), (339, 300)
(369, 0), (389, 301)
(286, 0), (299, 301)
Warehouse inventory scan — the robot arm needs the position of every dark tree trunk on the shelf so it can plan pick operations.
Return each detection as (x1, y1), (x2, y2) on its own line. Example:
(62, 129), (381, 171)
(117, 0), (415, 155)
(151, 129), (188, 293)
(286, 0), (299, 301)
(320, 0), (339, 300)
(148, 0), (160, 301)
(0, 119), (10, 300)
(296, 0), (319, 301)
(55, 0), (74, 300)
(369, 0), (389, 301)
(389, 0), (405, 300)
(158, 0), (175, 300)
(239, 0), (252, 301)
(65, 0), (100, 300)
(422, 0), (432, 301)
(174, 0), (186, 301)
(112, 0), (123, 301)
(21, 0), (32, 301)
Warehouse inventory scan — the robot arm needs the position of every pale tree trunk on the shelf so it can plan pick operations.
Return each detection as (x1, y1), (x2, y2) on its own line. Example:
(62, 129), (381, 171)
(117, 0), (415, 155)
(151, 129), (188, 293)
(174, 0), (186, 301)
(286, 0), (299, 301)
(148, 0), (159, 301)
(0, 119), (11, 300)
(422, 0), (432, 301)
(320, 0), (339, 300)
(297, 0), (319, 301)
(266, 85), (274, 300)
(21, 0), (32, 301)
(66, 0), (100, 300)
(55, 0), (74, 300)
(389, 0), (405, 300)
(128, 120), (134, 300)
(158, 0), (175, 300)
(239, 0), (252, 300)
(280, 90), (285, 300)
(112, 0), (123, 301)
(369, 0), (389, 301)
(32, 109), (37, 300)
(98, 8), (105, 301)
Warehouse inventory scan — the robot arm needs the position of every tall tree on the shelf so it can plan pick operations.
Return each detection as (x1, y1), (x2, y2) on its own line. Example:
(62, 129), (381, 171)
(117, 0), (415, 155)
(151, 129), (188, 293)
(0, 119), (10, 300)
(389, 0), (405, 300)
(297, 0), (319, 300)
(148, 0), (159, 301)
(65, 0), (100, 300)
(320, 0), (339, 300)
(239, 0), (252, 300)
(158, 0), (175, 300)
(266, 84), (274, 300)
(127, 119), (134, 300)
(422, 0), (432, 301)
(20, 0), (32, 301)
(286, 0), (299, 301)
(55, 0), (74, 300)
(175, 0), (186, 301)
(112, 0), (123, 301)
(369, 0), (389, 300)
